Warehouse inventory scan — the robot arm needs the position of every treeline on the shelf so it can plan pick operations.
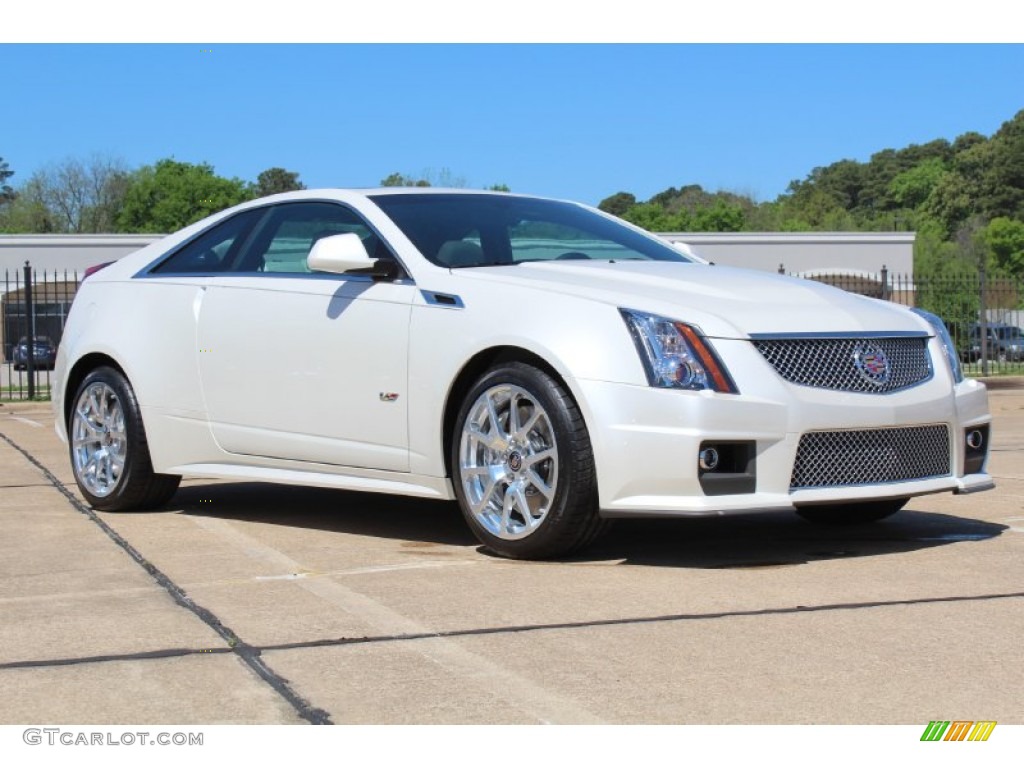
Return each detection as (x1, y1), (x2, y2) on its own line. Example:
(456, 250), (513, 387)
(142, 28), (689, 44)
(0, 158), (305, 235)
(0, 158), (508, 236)
(598, 109), (1024, 277)
(2, 108), (1023, 276)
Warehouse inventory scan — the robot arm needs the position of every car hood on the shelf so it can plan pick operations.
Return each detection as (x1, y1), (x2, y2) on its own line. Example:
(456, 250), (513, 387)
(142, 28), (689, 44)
(453, 261), (927, 339)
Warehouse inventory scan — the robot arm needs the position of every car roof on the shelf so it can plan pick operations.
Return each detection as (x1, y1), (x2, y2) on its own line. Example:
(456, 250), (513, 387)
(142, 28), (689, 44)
(237, 188), (564, 206)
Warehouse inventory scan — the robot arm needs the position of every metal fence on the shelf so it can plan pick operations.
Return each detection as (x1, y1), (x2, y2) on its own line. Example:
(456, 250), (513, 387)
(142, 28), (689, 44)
(787, 266), (1024, 378)
(1, 261), (1022, 401)
(2, 263), (81, 401)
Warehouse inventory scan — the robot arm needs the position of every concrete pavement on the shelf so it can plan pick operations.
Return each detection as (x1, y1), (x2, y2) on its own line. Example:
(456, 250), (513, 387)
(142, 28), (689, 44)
(0, 389), (1021, 724)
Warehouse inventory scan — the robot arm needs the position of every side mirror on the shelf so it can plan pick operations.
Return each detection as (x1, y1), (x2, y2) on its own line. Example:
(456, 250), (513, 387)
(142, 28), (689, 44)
(307, 233), (377, 275)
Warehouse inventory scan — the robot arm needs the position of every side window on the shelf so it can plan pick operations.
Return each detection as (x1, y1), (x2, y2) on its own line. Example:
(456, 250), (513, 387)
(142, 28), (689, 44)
(238, 202), (382, 274)
(150, 209), (264, 274)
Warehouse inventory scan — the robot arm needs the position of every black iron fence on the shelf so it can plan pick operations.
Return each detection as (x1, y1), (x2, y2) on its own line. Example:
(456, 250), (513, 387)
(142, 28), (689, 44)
(785, 266), (1024, 378)
(1, 261), (1022, 401)
(2, 262), (81, 401)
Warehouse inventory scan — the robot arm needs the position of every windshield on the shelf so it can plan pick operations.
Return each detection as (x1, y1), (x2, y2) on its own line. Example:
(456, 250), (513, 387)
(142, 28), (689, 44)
(370, 193), (693, 268)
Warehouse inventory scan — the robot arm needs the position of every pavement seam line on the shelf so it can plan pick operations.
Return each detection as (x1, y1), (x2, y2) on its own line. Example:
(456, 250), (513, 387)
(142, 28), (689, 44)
(6, 589), (1022, 674)
(187, 513), (606, 725)
(256, 588), (1024, 653)
(0, 428), (333, 726)
(0, 647), (234, 671)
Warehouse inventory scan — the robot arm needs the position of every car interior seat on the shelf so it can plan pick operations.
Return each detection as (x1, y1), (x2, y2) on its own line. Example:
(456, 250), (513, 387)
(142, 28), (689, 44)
(436, 240), (485, 268)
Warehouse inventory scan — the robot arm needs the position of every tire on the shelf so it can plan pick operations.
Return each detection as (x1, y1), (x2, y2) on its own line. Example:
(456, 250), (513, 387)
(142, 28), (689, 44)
(795, 498), (908, 525)
(451, 361), (609, 559)
(68, 366), (180, 511)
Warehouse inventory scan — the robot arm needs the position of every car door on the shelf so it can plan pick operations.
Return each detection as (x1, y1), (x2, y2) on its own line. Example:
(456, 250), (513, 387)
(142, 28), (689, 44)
(195, 201), (413, 472)
(135, 207), (268, 419)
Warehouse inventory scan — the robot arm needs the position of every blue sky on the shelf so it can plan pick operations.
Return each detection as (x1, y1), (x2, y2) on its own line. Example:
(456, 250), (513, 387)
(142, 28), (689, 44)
(2, 44), (1022, 205)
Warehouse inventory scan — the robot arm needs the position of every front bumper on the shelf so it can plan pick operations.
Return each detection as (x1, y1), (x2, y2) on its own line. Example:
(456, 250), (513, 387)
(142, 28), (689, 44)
(578, 345), (992, 517)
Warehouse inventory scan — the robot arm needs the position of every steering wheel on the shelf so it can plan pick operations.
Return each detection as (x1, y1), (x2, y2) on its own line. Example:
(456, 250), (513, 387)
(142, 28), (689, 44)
(555, 251), (590, 260)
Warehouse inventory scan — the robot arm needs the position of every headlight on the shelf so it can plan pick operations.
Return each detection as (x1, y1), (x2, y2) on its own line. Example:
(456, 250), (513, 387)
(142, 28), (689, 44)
(620, 309), (737, 393)
(911, 307), (963, 384)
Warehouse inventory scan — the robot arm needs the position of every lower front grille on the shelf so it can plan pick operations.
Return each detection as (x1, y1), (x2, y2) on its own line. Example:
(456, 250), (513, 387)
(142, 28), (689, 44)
(791, 425), (951, 490)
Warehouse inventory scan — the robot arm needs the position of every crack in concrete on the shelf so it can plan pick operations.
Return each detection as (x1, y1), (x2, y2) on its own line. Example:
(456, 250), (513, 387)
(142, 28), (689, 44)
(0, 428), (333, 725)
(5, 587), (1021, 676)
(255, 588), (1024, 652)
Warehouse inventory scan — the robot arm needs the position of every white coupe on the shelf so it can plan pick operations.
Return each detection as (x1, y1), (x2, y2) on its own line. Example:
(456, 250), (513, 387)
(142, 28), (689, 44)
(53, 189), (994, 559)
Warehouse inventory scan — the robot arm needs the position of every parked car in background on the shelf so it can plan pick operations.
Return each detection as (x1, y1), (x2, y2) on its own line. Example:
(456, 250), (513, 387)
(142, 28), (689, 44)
(53, 189), (994, 559)
(962, 324), (1024, 363)
(12, 336), (57, 370)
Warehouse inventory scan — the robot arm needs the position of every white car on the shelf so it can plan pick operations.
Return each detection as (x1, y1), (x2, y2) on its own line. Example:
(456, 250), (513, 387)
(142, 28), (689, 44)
(54, 189), (994, 559)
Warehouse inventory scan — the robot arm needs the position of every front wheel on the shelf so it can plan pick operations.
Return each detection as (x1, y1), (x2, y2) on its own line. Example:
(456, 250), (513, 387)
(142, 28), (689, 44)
(795, 498), (908, 525)
(451, 362), (608, 559)
(69, 366), (180, 511)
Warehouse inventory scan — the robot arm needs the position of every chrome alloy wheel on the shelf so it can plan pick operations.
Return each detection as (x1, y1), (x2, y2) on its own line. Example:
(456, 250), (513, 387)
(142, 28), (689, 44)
(458, 384), (559, 540)
(71, 382), (127, 497)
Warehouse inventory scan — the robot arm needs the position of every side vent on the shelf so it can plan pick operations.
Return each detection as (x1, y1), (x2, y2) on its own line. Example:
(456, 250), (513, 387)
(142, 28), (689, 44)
(421, 290), (465, 309)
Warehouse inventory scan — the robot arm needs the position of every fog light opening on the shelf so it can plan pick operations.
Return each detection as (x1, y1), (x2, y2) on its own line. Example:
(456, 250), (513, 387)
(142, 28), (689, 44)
(698, 448), (720, 472)
(966, 430), (984, 450)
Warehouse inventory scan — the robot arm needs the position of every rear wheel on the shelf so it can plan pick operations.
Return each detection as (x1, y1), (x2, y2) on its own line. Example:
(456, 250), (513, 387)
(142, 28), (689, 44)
(451, 362), (608, 559)
(795, 498), (908, 525)
(69, 366), (180, 511)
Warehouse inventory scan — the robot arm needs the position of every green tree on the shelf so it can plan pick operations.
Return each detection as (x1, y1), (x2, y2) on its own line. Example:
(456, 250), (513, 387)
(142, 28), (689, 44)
(817, 159), (867, 210)
(913, 219), (962, 274)
(889, 157), (946, 210)
(0, 155), (130, 233)
(647, 184), (754, 216)
(118, 159), (250, 233)
(978, 110), (1024, 220)
(250, 167), (305, 197)
(691, 199), (745, 231)
(380, 172), (431, 187)
(923, 171), (973, 237)
(598, 191), (636, 217)
(0, 156), (14, 204)
(593, 109), (1024, 261)
(381, 168), (490, 189)
(744, 199), (787, 231)
(780, 186), (850, 230)
(984, 216), (1024, 276)
(621, 203), (690, 232)
(951, 131), (986, 155)
(609, 183), (759, 232)
(0, 177), (55, 232)
(938, 138), (998, 229)
(955, 216), (991, 272)
(785, 160), (867, 215)
(914, 220), (980, 342)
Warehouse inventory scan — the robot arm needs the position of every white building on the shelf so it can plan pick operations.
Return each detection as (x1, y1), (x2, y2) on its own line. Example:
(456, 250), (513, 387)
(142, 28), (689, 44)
(0, 234), (164, 276)
(661, 232), (914, 278)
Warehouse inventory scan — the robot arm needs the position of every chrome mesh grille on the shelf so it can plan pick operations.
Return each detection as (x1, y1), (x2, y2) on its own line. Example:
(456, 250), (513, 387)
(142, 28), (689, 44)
(753, 336), (931, 393)
(791, 425), (950, 489)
